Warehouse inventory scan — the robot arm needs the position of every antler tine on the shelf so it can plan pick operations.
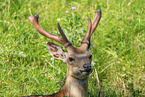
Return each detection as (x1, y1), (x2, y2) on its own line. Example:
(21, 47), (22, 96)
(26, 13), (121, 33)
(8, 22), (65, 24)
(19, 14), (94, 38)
(28, 14), (72, 48)
(81, 18), (92, 44)
(90, 9), (101, 36)
(57, 23), (72, 48)
(80, 10), (101, 50)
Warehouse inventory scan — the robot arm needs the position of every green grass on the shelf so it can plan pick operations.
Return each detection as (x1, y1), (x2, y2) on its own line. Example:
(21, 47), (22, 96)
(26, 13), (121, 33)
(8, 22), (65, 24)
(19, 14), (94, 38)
(0, 0), (145, 96)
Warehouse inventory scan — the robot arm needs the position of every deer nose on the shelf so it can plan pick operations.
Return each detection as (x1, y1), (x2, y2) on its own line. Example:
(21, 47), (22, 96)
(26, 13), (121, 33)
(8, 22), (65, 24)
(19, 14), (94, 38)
(83, 64), (91, 72)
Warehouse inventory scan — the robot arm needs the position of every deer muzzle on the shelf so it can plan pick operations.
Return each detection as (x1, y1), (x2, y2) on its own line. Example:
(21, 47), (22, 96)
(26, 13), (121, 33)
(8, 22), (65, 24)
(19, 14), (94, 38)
(83, 64), (92, 72)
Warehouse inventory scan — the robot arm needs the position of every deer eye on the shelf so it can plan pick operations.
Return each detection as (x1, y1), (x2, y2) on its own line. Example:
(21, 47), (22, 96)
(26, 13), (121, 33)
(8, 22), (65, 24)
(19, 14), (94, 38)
(69, 57), (75, 62)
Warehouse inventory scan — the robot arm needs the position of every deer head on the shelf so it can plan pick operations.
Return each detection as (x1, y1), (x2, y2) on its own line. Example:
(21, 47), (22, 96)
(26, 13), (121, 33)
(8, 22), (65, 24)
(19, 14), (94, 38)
(28, 10), (101, 81)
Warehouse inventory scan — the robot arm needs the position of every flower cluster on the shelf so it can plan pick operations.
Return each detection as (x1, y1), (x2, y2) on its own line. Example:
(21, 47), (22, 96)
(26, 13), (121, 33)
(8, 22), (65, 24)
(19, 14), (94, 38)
(65, 4), (76, 14)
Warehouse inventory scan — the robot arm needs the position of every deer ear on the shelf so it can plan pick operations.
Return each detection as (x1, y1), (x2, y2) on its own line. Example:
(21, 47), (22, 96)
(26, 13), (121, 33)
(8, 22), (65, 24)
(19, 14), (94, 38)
(47, 42), (66, 62)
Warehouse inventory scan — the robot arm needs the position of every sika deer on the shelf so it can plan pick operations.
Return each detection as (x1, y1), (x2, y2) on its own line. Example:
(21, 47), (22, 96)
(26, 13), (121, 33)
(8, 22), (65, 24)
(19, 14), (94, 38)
(25, 9), (101, 97)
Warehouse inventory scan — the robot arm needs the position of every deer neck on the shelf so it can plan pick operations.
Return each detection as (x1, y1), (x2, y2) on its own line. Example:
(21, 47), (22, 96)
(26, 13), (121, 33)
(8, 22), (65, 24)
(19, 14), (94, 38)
(62, 76), (88, 97)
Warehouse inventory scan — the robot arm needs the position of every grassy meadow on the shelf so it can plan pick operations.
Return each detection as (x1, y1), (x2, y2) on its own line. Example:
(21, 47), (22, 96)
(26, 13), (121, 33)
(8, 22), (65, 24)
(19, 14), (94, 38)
(0, 0), (145, 96)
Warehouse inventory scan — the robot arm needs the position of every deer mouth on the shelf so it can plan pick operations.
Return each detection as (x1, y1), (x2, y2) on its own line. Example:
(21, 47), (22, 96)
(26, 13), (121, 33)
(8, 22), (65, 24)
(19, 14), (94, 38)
(72, 67), (93, 79)
(80, 69), (92, 75)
